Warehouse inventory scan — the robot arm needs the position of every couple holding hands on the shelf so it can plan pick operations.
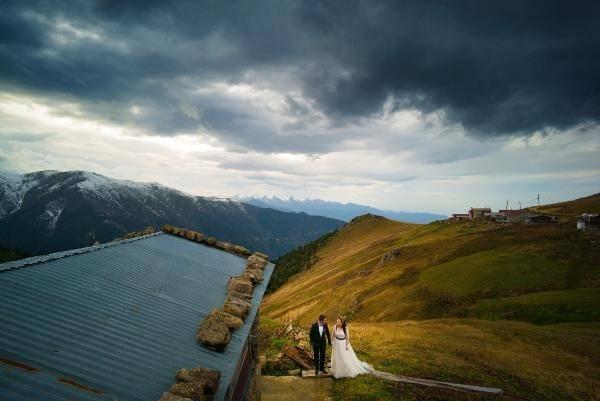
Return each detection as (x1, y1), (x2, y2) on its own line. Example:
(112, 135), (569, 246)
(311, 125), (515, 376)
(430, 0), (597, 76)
(309, 314), (373, 379)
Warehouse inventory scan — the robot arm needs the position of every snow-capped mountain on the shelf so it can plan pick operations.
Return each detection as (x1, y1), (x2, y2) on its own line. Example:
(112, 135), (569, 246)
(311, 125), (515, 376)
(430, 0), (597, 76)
(238, 196), (447, 223)
(0, 170), (344, 257)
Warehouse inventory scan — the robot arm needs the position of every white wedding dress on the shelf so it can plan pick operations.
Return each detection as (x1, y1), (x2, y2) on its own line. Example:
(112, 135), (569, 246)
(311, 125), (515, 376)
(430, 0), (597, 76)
(330, 324), (373, 378)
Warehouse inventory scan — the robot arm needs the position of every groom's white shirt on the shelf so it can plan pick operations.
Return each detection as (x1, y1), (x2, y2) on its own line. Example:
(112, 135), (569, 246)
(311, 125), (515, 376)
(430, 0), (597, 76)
(318, 323), (323, 336)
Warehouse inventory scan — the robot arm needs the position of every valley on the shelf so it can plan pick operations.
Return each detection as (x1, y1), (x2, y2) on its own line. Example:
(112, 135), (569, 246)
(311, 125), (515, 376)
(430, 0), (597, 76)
(0, 170), (344, 258)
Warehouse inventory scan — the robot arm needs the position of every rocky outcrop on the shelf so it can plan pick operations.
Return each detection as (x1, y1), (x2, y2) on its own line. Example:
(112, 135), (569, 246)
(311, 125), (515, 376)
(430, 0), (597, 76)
(260, 323), (313, 376)
(379, 247), (407, 265)
(162, 228), (271, 351)
(196, 313), (231, 351)
(241, 253), (268, 284)
(162, 225), (251, 258)
(223, 295), (252, 320)
(214, 240), (231, 250)
(154, 237), (271, 401)
(227, 277), (254, 295)
(233, 244), (251, 256)
(163, 367), (220, 401)
(242, 268), (263, 284)
(247, 253), (269, 269)
(226, 290), (253, 302)
(254, 251), (269, 260)
(114, 226), (156, 241)
(207, 309), (243, 330)
(175, 367), (220, 385)
(191, 242), (266, 352)
(197, 251), (270, 351)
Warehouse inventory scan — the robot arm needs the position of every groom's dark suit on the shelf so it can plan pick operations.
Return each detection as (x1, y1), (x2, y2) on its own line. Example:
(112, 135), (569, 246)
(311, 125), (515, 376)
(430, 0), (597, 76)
(309, 321), (331, 374)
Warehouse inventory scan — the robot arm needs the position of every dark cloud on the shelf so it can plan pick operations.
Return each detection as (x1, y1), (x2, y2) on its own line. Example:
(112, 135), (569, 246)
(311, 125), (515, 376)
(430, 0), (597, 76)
(298, 1), (600, 136)
(0, 0), (598, 150)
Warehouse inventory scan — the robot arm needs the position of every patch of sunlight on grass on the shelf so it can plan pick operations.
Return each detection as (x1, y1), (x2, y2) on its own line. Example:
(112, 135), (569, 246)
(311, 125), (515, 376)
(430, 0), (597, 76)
(419, 245), (571, 299)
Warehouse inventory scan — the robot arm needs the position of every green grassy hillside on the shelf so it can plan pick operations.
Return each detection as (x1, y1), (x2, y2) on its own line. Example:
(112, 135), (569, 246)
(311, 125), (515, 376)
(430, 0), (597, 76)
(263, 216), (599, 325)
(262, 195), (600, 400)
(528, 192), (600, 221)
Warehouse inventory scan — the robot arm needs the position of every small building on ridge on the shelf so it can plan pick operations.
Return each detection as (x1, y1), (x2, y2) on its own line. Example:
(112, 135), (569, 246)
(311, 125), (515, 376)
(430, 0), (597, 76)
(577, 213), (600, 231)
(450, 213), (471, 221)
(469, 207), (492, 220)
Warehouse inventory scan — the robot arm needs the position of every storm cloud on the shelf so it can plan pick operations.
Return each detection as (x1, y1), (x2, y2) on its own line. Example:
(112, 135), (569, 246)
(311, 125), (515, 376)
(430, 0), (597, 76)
(1, 0), (599, 154)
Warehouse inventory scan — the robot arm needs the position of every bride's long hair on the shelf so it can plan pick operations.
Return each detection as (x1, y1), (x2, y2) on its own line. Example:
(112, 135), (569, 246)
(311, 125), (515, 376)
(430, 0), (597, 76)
(337, 316), (347, 336)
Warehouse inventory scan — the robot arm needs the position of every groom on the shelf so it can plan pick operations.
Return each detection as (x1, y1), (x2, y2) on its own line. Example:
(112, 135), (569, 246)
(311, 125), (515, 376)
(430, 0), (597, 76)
(309, 314), (331, 375)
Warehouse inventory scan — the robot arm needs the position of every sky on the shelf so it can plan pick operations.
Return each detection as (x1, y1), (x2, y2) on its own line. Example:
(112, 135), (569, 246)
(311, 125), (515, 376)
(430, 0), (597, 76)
(0, 0), (599, 215)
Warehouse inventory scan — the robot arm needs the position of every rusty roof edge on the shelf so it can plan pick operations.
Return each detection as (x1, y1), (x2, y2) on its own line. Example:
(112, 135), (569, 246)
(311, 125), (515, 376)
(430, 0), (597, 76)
(0, 231), (164, 273)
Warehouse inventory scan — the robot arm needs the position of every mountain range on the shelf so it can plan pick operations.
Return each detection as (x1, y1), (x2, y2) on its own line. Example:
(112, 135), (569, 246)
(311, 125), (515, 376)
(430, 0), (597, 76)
(0, 170), (344, 258)
(238, 196), (446, 223)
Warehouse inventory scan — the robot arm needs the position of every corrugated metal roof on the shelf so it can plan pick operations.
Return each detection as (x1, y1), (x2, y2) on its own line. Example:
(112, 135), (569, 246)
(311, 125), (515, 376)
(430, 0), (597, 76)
(0, 232), (163, 272)
(0, 232), (274, 401)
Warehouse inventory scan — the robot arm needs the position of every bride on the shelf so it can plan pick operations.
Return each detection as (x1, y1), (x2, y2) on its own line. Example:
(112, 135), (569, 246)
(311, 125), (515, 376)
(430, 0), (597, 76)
(330, 317), (373, 378)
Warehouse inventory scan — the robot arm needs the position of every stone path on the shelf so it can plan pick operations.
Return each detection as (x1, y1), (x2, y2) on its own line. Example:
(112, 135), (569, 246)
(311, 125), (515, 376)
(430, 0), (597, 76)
(261, 375), (332, 401)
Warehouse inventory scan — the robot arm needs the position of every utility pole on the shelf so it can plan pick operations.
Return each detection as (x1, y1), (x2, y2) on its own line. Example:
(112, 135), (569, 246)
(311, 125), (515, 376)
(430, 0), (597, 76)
(519, 201), (522, 210)
(506, 200), (509, 211)
(537, 194), (540, 206)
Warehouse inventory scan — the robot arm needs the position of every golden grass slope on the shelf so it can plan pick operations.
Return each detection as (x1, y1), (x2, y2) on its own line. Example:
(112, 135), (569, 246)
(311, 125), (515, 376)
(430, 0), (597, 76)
(263, 214), (415, 323)
(262, 195), (600, 400)
(262, 213), (600, 326)
(528, 192), (600, 220)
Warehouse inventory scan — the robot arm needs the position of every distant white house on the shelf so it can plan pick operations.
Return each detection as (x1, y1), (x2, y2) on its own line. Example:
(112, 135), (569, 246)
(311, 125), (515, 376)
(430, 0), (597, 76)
(577, 213), (600, 231)
(450, 213), (470, 221)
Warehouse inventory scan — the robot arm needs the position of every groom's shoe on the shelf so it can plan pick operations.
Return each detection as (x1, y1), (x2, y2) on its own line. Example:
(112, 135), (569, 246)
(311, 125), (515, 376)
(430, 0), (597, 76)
(315, 369), (319, 376)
